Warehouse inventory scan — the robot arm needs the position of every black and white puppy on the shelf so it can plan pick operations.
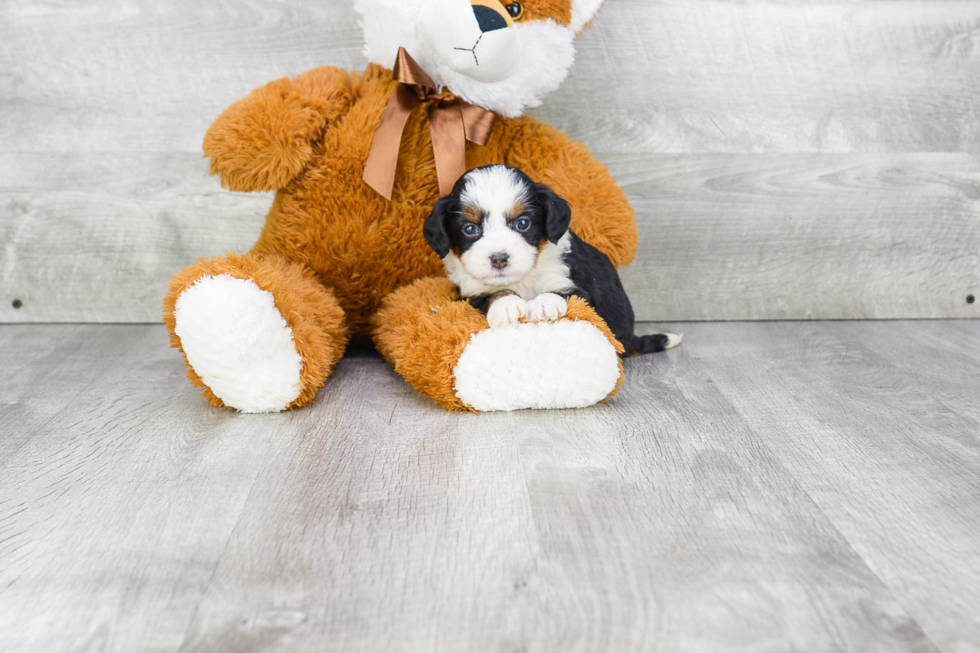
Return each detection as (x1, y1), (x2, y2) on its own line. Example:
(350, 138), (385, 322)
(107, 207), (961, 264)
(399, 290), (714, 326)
(423, 164), (681, 356)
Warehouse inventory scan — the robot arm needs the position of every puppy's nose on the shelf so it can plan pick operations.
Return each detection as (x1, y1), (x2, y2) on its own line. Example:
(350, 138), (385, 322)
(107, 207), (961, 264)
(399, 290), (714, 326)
(471, 0), (511, 33)
(490, 252), (509, 269)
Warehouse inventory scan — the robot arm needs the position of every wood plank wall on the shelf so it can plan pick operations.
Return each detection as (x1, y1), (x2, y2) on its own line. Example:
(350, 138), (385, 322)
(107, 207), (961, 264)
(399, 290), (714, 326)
(1, 0), (978, 323)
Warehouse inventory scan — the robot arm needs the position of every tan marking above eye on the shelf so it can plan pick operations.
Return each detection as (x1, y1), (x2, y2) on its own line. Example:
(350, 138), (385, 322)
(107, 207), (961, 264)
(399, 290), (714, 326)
(462, 206), (483, 224)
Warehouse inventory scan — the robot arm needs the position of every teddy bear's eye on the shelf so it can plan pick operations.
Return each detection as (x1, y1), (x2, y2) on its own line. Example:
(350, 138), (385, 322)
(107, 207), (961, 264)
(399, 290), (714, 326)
(505, 2), (524, 20)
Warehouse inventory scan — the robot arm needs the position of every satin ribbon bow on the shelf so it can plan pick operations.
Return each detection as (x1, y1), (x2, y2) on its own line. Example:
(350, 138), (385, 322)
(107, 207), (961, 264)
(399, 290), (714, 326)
(363, 47), (497, 200)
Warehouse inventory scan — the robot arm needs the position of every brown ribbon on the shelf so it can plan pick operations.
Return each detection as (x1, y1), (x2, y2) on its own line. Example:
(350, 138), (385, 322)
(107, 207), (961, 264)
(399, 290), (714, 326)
(363, 47), (497, 200)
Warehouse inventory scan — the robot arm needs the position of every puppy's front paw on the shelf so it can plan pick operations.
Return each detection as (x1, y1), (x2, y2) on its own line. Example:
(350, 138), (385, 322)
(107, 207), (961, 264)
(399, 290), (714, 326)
(487, 294), (527, 329)
(525, 293), (568, 323)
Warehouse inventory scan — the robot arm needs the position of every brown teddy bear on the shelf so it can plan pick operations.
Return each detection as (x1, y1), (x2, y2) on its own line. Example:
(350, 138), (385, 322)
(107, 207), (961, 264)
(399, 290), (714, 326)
(163, 0), (640, 413)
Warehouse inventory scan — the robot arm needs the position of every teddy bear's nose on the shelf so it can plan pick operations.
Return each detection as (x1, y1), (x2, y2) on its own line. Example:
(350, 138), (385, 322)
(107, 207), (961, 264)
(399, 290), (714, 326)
(472, 4), (509, 33)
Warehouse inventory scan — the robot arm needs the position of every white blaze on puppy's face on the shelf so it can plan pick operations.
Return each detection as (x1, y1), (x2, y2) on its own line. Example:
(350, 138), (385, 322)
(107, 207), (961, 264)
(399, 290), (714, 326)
(456, 166), (538, 286)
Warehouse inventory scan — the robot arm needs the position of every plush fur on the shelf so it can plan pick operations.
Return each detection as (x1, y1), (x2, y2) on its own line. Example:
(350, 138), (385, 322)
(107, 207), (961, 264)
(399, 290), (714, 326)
(163, 253), (348, 411)
(174, 274), (305, 413)
(453, 318), (623, 411)
(165, 0), (640, 412)
(371, 278), (625, 411)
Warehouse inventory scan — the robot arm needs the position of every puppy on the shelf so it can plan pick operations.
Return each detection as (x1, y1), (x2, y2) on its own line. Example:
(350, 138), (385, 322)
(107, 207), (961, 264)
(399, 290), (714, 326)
(423, 164), (681, 356)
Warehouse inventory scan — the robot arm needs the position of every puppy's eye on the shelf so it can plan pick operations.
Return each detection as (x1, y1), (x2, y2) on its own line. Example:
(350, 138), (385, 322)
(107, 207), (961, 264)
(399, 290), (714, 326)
(505, 1), (524, 20)
(463, 223), (481, 237)
(514, 217), (531, 232)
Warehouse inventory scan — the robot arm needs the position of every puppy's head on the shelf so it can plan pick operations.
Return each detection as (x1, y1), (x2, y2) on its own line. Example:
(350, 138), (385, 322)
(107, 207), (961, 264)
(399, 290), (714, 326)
(423, 165), (571, 287)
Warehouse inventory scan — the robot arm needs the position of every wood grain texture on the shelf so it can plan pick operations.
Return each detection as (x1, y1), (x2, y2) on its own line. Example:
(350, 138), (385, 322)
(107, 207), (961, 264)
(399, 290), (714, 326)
(616, 152), (980, 321)
(3, 0), (980, 322)
(6, 322), (979, 652)
(0, 154), (268, 323)
(177, 355), (932, 653)
(3, 0), (979, 155)
(0, 0), (364, 153)
(3, 151), (977, 323)
(0, 325), (290, 652)
(671, 320), (980, 653)
(545, 0), (980, 155)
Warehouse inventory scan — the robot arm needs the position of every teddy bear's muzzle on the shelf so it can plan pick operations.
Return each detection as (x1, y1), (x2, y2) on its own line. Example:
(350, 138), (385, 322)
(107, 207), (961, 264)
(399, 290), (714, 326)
(418, 0), (519, 83)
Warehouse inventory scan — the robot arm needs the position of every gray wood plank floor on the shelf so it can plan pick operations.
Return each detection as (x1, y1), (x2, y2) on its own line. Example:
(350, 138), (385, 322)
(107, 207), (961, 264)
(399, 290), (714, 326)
(1, 321), (978, 653)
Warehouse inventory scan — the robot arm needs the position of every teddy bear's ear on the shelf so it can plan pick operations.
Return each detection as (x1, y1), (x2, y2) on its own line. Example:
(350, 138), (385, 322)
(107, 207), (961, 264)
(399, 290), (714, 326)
(570, 0), (605, 33)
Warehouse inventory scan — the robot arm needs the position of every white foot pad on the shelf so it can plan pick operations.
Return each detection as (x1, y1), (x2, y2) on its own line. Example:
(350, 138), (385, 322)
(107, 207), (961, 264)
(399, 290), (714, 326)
(453, 320), (621, 412)
(174, 274), (303, 413)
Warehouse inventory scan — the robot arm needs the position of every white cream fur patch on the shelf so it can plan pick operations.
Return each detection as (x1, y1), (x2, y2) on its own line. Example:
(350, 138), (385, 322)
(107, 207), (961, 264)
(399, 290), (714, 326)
(174, 274), (303, 413)
(570, 0), (604, 33)
(453, 319), (621, 411)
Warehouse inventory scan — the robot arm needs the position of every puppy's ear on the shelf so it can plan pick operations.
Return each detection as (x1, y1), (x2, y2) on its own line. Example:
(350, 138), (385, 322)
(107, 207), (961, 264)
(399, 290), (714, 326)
(423, 196), (454, 258)
(536, 184), (572, 244)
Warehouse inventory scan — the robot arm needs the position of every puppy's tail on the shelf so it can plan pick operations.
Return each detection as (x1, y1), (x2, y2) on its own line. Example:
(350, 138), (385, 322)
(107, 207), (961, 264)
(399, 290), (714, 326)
(627, 333), (683, 356)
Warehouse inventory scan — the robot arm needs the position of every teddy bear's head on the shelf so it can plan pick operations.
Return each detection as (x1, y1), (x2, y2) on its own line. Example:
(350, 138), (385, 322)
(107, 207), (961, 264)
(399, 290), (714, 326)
(354, 0), (604, 118)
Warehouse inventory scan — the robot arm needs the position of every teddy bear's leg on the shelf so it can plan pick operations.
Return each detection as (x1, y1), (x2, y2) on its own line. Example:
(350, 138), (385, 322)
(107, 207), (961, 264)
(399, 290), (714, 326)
(163, 253), (348, 413)
(371, 278), (626, 412)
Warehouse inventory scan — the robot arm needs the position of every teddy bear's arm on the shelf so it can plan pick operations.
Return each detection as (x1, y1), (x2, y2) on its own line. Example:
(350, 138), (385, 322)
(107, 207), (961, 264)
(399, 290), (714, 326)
(499, 119), (638, 268)
(203, 66), (358, 193)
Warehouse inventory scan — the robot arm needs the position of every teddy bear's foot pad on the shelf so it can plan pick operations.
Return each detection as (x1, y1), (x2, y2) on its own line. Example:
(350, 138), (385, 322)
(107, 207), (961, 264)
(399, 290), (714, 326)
(453, 320), (622, 412)
(174, 274), (303, 413)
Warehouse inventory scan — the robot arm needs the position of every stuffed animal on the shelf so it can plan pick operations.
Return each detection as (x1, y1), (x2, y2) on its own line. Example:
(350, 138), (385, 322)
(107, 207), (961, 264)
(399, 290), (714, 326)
(163, 0), (640, 413)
